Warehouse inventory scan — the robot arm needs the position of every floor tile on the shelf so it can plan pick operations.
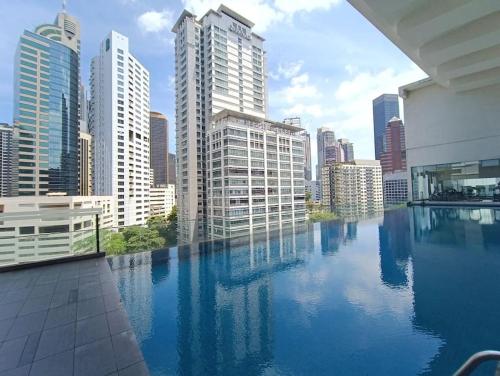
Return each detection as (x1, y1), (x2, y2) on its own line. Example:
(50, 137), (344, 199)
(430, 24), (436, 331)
(6, 311), (46, 340)
(0, 364), (30, 376)
(112, 330), (143, 371)
(118, 361), (149, 376)
(34, 323), (75, 361)
(29, 349), (73, 376)
(106, 308), (131, 336)
(76, 313), (109, 347)
(77, 296), (105, 320)
(18, 297), (50, 317)
(17, 332), (40, 366)
(74, 337), (116, 376)
(0, 302), (23, 321)
(0, 337), (27, 372)
(44, 304), (76, 330)
(0, 319), (14, 343)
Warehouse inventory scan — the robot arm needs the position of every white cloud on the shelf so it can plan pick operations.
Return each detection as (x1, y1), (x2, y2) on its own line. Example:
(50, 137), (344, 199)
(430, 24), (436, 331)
(182, 0), (342, 33)
(137, 10), (173, 33)
(274, 0), (342, 14)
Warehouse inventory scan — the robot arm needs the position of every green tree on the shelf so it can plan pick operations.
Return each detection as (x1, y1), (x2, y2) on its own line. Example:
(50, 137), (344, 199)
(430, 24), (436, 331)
(122, 226), (165, 253)
(105, 232), (127, 255)
(147, 215), (168, 227)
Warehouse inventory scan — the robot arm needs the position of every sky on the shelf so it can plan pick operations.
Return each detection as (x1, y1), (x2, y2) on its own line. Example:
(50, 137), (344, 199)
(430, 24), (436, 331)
(0, 0), (427, 180)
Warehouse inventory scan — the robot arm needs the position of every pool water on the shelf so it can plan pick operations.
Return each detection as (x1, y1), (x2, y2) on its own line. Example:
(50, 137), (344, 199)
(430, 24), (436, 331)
(109, 207), (500, 376)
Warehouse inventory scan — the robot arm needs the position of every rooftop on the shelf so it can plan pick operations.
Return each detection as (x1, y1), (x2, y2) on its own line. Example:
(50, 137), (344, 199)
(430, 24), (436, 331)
(0, 256), (148, 375)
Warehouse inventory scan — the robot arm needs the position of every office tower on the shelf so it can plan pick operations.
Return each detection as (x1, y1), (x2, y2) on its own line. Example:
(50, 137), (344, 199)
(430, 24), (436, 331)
(316, 127), (336, 179)
(168, 153), (176, 185)
(150, 111), (169, 187)
(321, 160), (383, 216)
(149, 185), (176, 217)
(383, 171), (408, 205)
(173, 5), (267, 242)
(207, 110), (306, 238)
(380, 117), (406, 175)
(78, 131), (92, 195)
(79, 84), (89, 132)
(0, 124), (16, 197)
(338, 138), (354, 162)
(13, 10), (80, 196)
(372, 94), (399, 160)
(90, 31), (151, 227)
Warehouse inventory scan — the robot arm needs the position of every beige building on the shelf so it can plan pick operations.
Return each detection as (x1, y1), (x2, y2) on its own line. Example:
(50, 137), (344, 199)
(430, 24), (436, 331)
(149, 185), (176, 218)
(0, 195), (114, 266)
(322, 160), (383, 216)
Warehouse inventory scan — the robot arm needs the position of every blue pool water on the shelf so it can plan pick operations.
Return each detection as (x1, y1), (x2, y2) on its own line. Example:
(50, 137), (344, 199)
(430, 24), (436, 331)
(109, 207), (500, 376)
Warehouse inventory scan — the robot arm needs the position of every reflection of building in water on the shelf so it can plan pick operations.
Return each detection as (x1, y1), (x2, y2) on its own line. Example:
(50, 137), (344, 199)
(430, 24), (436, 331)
(411, 206), (500, 250)
(409, 207), (500, 375)
(177, 224), (310, 375)
(108, 252), (162, 342)
(378, 209), (411, 288)
(320, 220), (358, 255)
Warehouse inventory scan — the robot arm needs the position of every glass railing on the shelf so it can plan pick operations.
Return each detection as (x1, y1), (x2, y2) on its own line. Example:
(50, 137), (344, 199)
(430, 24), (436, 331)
(0, 205), (388, 268)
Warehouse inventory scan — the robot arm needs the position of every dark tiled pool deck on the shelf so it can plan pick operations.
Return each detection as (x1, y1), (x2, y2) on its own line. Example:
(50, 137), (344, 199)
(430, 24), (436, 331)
(0, 257), (149, 376)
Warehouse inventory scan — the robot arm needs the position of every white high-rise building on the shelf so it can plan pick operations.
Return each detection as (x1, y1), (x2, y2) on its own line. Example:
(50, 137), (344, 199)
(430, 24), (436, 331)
(90, 31), (151, 227)
(172, 5), (267, 242)
(207, 110), (306, 239)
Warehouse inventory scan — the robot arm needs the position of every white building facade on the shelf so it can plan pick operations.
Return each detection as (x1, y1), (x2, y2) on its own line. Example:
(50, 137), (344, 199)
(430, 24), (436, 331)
(0, 195), (114, 266)
(90, 31), (151, 227)
(172, 5), (267, 242)
(207, 110), (306, 239)
(149, 185), (176, 218)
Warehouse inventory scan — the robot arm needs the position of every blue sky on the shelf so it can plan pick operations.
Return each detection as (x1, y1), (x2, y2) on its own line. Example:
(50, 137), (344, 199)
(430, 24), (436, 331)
(0, 0), (426, 180)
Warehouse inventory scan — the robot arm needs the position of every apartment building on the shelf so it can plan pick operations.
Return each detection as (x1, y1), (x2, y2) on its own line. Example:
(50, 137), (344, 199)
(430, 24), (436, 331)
(322, 160), (383, 215)
(207, 110), (306, 239)
(172, 5), (267, 242)
(90, 31), (150, 227)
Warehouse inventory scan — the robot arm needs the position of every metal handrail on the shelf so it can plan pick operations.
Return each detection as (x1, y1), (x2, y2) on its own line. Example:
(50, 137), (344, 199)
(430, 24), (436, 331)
(453, 351), (500, 376)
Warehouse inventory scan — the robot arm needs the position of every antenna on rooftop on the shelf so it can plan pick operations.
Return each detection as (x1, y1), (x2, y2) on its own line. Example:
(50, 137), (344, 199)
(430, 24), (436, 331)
(62, 0), (67, 12)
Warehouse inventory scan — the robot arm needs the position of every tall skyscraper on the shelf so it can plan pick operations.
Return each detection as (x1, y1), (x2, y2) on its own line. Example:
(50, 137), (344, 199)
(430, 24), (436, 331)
(168, 153), (176, 185)
(13, 10), (80, 196)
(372, 94), (399, 160)
(173, 5), (267, 241)
(150, 112), (169, 187)
(0, 124), (16, 197)
(380, 117), (406, 175)
(316, 127), (336, 179)
(90, 31), (150, 227)
(338, 138), (354, 162)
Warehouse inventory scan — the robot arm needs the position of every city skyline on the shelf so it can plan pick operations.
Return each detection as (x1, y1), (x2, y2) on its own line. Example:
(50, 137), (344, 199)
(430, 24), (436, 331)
(0, 0), (427, 179)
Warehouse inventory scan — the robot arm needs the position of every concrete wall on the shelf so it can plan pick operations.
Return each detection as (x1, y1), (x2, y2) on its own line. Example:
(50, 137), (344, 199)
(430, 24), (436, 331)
(403, 82), (500, 199)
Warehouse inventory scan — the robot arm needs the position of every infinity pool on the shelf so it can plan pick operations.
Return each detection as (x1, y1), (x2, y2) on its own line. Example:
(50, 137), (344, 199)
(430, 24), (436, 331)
(109, 207), (500, 376)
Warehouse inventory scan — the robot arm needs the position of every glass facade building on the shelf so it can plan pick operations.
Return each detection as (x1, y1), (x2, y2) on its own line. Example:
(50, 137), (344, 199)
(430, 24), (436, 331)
(372, 94), (399, 160)
(13, 12), (80, 196)
(411, 159), (500, 201)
